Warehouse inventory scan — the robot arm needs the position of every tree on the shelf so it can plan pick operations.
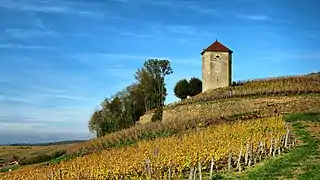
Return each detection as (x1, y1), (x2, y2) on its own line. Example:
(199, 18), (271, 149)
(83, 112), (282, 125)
(126, 84), (146, 124)
(189, 77), (202, 96)
(88, 59), (173, 136)
(134, 69), (157, 111)
(88, 109), (104, 137)
(134, 59), (173, 121)
(174, 79), (190, 100)
(88, 83), (147, 137)
(88, 98), (121, 137)
(115, 83), (146, 127)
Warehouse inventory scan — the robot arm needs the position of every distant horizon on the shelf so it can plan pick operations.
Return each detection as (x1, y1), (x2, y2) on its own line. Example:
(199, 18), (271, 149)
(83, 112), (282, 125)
(1, 71), (318, 144)
(0, 132), (93, 145)
(0, 139), (88, 146)
(1, 0), (319, 144)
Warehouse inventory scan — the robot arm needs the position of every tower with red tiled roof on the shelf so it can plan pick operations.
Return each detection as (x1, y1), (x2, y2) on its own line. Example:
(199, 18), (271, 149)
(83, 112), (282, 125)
(201, 40), (233, 92)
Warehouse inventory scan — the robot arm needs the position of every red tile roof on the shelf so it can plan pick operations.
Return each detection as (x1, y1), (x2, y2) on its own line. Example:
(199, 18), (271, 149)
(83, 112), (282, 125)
(201, 40), (233, 54)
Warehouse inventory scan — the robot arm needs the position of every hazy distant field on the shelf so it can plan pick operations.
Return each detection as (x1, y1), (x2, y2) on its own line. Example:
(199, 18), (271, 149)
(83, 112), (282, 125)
(0, 140), (87, 164)
(0, 146), (56, 163)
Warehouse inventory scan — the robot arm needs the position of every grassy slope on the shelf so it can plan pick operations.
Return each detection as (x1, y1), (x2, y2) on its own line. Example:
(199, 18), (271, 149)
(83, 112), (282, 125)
(210, 112), (320, 180)
(0, 144), (74, 173)
(0, 146), (55, 162)
(54, 74), (320, 156)
(4, 74), (320, 174)
(165, 74), (320, 110)
(5, 140), (87, 147)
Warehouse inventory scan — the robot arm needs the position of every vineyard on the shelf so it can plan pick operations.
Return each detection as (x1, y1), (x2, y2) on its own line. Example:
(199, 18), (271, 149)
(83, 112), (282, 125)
(165, 74), (320, 110)
(60, 95), (320, 158)
(2, 117), (294, 179)
(66, 74), (320, 157)
(1, 73), (320, 179)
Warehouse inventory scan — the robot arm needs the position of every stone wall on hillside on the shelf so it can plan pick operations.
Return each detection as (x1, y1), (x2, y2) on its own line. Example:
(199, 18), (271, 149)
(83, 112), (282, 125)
(138, 95), (320, 124)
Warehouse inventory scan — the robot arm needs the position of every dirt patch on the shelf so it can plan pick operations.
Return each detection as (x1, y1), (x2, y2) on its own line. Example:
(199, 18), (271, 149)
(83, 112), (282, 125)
(252, 96), (298, 104)
(306, 122), (320, 138)
(292, 167), (306, 175)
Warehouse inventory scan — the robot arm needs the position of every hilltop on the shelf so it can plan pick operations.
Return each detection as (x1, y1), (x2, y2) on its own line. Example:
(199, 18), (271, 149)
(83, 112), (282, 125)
(2, 140), (87, 147)
(1, 72), (320, 179)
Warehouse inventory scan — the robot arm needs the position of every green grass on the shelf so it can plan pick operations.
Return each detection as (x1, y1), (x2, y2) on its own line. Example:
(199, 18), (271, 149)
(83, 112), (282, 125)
(198, 112), (320, 180)
(284, 111), (320, 122)
(0, 165), (20, 173)
(235, 112), (320, 180)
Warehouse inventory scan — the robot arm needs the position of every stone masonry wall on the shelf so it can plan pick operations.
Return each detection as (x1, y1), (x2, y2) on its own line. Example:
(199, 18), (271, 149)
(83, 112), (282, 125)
(202, 51), (231, 92)
(138, 95), (320, 124)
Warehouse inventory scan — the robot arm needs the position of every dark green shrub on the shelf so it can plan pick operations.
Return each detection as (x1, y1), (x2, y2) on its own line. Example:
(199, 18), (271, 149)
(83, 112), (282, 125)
(20, 150), (66, 165)
(189, 77), (202, 96)
(174, 79), (190, 100)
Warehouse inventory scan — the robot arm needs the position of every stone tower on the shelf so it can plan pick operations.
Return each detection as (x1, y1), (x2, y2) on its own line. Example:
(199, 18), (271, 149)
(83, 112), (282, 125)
(201, 40), (233, 92)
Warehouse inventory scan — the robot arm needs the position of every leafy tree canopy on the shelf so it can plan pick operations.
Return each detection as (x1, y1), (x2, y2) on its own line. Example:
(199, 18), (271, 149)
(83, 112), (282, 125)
(174, 79), (190, 100)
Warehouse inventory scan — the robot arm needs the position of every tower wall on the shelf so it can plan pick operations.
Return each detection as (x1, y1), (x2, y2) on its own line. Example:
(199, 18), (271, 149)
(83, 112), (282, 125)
(202, 51), (232, 92)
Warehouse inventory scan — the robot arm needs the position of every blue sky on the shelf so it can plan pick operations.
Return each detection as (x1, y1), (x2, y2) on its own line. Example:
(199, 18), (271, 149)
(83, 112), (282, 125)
(0, 0), (319, 144)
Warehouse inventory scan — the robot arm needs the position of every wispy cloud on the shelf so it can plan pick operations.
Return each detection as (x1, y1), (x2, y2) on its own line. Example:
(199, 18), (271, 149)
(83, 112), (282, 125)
(187, 6), (217, 14)
(259, 52), (320, 63)
(42, 93), (90, 101)
(119, 23), (213, 42)
(5, 29), (57, 39)
(68, 52), (156, 63)
(0, 0), (103, 17)
(165, 25), (212, 37)
(234, 14), (291, 23)
(236, 15), (271, 21)
(0, 85), (96, 133)
(149, 1), (218, 15)
(30, 85), (68, 94)
(0, 44), (54, 49)
(0, 116), (49, 124)
(119, 32), (156, 39)
(0, 90), (91, 106)
(149, 1), (290, 24)
(0, 103), (93, 135)
(5, 17), (58, 39)
(0, 95), (36, 105)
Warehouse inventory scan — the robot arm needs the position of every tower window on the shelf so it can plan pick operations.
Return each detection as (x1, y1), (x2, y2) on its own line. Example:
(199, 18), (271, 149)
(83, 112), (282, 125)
(216, 55), (221, 59)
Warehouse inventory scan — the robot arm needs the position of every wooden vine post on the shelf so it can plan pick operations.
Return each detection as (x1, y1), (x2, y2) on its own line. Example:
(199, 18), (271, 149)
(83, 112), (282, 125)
(188, 167), (194, 180)
(269, 138), (273, 157)
(193, 167), (197, 180)
(198, 161), (202, 180)
(236, 146), (243, 172)
(228, 149), (232, 171)
(209, 156), (216, 179)
(245, 143), (249, 165)
(273, 139), (277, 157)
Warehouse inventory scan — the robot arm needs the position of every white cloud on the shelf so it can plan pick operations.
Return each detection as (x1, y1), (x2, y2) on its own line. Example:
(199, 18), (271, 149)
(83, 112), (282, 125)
(187, 6), (217, 14)
(0, 95), (37, 104)
(6, 29), (58, 39)
(234, 14), (291, 23)
(236, 15), (271, 21)
(0, 103), (93, 133)
(0, 0), (103, 17)
(68, 52), (168, 64)
(30, 85), (69, 94)
(0, 44), (54, 49)
(119, 32), (156, 39)
(259, 52), (320, 62)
